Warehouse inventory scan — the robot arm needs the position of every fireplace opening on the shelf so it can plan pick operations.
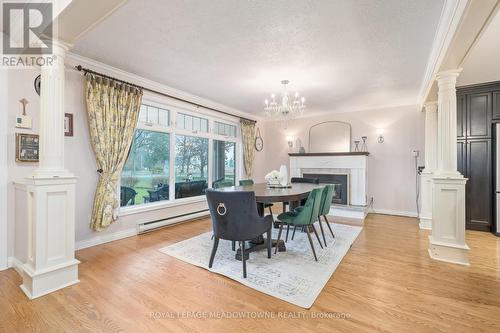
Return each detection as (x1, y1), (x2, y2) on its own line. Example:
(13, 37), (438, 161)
(303, 173), (348, 205)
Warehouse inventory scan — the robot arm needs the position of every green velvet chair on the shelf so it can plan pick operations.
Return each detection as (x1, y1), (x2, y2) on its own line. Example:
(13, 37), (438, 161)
(311, 184), (335, 246)
(239, 179), (274, 217)
(275, 187), (324, 261)
(292, 184), (336, 246)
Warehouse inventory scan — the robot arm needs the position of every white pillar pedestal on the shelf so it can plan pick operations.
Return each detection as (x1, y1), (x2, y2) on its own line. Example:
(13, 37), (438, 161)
(419, 172), (433, 229)
(20, 177), (79, 299)
(419, 102), (438, 230)
(429, 69), (469, 266)
(429, 177), (469, 265)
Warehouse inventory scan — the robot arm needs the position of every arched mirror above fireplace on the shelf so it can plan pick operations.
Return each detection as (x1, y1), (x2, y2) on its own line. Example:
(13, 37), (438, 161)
(308, 121), (351, 153)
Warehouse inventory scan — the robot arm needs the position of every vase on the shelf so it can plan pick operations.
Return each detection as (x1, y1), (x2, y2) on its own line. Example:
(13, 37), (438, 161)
(279, 165), (288, 186)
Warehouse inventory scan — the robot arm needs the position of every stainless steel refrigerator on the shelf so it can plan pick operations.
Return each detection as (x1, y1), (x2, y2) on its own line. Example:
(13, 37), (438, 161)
(496, 124), (500, 235)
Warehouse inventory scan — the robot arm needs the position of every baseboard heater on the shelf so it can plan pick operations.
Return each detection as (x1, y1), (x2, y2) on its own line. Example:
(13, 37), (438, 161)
(138, 209), (210, 234)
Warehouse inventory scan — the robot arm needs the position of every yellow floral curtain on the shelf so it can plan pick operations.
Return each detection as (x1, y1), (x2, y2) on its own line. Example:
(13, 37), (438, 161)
(85, 74), (143, 231)
(240, 119), (256, 178)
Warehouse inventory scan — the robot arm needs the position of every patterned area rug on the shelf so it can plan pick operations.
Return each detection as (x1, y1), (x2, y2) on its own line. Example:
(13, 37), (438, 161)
(159, 223), (362, 308)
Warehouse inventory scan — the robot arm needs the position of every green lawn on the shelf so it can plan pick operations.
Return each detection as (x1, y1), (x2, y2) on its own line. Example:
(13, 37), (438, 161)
(123, 170), (235, 206)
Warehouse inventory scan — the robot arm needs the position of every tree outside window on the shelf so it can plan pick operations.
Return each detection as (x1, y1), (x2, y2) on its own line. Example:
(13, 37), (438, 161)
(121, 129), (170, 206)
(212, 140), (235, 188)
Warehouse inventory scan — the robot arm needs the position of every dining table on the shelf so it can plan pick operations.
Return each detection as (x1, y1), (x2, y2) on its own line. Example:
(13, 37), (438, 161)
(217, 182), (323, 260)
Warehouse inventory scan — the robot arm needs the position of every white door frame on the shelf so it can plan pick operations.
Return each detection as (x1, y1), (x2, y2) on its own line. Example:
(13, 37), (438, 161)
(0, 68), (8, 270)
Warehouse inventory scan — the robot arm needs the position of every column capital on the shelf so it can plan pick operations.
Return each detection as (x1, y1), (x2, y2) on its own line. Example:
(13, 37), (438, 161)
(436, 69), (462, 89)
(436, 68), (463, 78)
(46, 39), (71, 61)
(423, 101), (438, 113)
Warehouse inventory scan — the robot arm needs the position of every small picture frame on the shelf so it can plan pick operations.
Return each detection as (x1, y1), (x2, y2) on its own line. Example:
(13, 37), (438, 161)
(16, 133), (39, 163)
(64, 113), (74, 137)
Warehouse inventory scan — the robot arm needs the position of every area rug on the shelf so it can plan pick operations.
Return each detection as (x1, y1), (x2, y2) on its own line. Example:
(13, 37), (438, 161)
(159, 223), (362, 308)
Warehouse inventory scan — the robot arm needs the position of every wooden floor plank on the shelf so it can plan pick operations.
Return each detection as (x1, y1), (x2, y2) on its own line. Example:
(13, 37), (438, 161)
(0, 213), (499, 332)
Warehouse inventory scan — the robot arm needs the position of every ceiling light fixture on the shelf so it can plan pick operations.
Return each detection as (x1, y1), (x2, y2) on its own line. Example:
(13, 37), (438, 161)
(264, 80), (306, 126)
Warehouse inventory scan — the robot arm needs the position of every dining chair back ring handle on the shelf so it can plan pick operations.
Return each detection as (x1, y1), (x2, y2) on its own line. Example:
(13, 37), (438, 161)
(217, 203), (227, 216)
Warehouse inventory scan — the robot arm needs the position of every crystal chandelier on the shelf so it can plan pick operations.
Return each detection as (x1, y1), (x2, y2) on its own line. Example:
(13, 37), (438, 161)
(264, 80), (306, 122)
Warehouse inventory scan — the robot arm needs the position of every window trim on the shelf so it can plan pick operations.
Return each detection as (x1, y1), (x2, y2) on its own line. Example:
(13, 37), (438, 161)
(119, 98), (242, 214)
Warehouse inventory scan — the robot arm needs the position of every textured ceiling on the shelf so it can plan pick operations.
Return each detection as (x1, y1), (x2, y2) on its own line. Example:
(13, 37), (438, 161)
(458, 9), (500, 86)
(72, 0), (445, 115)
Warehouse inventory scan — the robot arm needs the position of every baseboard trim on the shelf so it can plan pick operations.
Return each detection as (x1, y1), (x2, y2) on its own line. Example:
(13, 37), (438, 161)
(5, 256), (14, 269)
(371, 209), (418, 218)
(75, 227), (138, 251)
(4, 256), (24, 274)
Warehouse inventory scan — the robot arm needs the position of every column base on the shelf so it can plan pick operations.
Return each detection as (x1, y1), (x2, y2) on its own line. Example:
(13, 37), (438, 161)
(428, 236), (470, 266)
(21, 176), (79, 299)
(429, 176), (469, 265)
(20, 259), (80, 299)
(419, 216), (432, 230)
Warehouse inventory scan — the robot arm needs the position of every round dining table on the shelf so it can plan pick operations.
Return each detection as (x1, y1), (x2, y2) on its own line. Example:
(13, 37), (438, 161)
(217, 182), (323, 260)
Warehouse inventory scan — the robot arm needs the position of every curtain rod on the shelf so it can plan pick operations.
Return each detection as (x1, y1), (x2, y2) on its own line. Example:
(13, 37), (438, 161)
(75, 65), (257, 124)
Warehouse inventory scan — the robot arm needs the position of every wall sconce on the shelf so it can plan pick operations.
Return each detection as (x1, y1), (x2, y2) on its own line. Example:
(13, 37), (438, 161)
(286, 136), (294, 148)
(376, 129), (385, 143)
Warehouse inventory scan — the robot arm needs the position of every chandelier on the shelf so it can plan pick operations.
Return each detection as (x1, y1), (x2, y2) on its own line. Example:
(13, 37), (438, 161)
(264, 80), (306, 122)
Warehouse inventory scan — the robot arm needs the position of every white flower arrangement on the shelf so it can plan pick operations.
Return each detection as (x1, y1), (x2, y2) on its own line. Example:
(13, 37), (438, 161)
(265, 170), (283, 185)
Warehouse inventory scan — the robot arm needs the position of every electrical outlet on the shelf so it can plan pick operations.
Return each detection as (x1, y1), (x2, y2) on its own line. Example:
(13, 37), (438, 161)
(412, 150), (419, 157)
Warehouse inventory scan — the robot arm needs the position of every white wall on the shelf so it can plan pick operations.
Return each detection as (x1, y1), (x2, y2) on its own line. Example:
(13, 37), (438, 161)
(261, 105), (425, 216)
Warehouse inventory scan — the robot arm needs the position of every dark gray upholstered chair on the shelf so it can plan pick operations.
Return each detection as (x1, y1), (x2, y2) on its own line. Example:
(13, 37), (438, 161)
(206, 189), (273, 278)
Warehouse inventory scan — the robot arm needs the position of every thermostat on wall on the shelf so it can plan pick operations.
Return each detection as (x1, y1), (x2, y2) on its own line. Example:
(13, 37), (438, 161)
(16, 115), (33, 129)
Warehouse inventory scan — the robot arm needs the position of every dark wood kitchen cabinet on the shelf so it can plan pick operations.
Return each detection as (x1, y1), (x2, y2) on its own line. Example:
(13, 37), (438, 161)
(457, 139), (466, 176)
(466, 92), (492, 138)
(493, 90), (500, 119)
(457, 83), (497, 232)
(466, 138), (492, 231)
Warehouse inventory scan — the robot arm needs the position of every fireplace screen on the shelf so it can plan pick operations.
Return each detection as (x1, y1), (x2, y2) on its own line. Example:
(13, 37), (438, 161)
(303, 173), (348, 205)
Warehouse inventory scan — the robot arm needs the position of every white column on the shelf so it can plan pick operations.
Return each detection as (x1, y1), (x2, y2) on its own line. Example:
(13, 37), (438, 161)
(429, 69), (469, 266)
(20, 40), (79, 298)
(33, 40), (72, 178)
(434, 70), (461, 178)
(419, 102), (438, 229)
(423, 102), (438, 173)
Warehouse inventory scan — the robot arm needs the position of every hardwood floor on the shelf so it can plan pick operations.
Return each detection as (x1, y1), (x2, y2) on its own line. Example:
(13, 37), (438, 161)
(1, 214), (499, 333)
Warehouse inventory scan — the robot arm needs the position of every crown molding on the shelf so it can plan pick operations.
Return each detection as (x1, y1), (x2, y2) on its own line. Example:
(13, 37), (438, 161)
(65, 52), (263, 122)
(264, 103), (420, 122)
(418, 0), (470, 104)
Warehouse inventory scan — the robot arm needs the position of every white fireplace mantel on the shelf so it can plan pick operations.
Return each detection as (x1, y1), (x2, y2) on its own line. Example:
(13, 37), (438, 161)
(289, 152), (368, 206)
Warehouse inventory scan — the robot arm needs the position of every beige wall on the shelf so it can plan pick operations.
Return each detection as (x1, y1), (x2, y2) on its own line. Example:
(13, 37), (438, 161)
(259, 105), (425, 215)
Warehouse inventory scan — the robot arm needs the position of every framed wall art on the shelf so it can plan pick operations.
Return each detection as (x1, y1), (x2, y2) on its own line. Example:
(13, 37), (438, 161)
(16, 133), (39, 162)
(64, 113), (74, 137)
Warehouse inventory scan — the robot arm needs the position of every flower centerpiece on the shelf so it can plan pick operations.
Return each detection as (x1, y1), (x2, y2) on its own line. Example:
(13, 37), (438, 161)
(265, 170), (282, 186)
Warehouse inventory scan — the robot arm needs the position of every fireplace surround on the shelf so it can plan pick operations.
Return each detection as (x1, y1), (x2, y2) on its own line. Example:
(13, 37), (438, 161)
(289, 152), (368, 219)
